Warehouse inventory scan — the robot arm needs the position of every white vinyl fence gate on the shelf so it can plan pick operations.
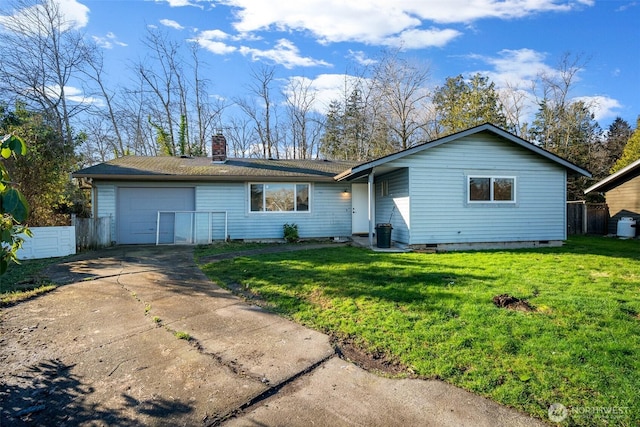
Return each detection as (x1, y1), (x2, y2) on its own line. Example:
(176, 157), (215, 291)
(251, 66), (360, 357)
(16, 226), (76, 260)
(156, 211), (228, 245)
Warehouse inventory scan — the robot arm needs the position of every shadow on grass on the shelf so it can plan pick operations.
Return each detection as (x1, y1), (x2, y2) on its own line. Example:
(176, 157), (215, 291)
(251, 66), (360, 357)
(1, 359), (193, 426)
(203, 248), (495, 312)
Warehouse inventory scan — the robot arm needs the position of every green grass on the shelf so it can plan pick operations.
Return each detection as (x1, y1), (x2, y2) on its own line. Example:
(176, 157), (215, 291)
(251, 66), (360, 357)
(197, 236), (640, 426)
(0, 257), (64, 306)
(174, 331), (191, 341)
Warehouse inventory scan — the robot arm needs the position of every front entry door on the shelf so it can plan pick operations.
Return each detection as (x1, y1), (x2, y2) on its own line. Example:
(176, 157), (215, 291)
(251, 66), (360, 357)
(351, 183), (369, 234)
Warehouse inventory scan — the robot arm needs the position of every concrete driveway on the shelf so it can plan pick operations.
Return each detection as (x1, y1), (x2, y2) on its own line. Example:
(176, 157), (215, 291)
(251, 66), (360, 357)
(0, 245), (549, 426)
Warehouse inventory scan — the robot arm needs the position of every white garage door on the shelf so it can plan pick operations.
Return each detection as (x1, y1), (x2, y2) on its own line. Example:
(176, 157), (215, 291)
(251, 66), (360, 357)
(117, 187), (195, 244)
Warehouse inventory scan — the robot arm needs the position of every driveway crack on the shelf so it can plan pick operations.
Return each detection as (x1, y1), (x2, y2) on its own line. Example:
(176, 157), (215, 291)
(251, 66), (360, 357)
(205, 352), (337, 427)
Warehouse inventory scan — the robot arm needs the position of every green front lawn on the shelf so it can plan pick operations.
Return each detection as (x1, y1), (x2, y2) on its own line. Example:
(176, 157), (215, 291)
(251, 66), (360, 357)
(197, 236), (639, 426)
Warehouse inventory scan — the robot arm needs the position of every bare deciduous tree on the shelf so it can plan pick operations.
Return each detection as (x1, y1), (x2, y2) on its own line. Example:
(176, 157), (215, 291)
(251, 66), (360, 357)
(371, 50), (431, 150)
(283, 77), (324, 159)
(235, 65), (279, 159)
(0, 0), (91, 147)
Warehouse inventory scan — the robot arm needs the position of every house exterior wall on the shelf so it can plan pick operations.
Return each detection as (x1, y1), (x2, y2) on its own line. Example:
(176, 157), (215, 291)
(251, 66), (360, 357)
(93, 181), (351, 243)
(382, 132), (567, 245)
(375, 169), (410, 244)
(605, 174), (640, 234)
(96, 184), (116, 242)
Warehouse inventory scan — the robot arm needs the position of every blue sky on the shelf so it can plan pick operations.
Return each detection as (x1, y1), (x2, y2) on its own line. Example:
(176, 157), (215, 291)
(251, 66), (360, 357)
(5, 0), (640, 129)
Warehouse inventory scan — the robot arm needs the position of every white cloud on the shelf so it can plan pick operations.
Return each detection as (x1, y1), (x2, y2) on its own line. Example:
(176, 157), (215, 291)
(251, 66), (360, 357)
(382, 28), (462, 49)
(348, 50), (377, 66)
(56, 0), (90, 28)
(196, 39), (237, 55)
(573, 95), (622, 121)
(238, 39), (331, 69)
(197, 29), (230, 40)
(470, 48), (558, 89)
(92, 32), (127, 49)
(468, 48), (620, 123)
(155, 0), (205, 8)
(616, 1), (637, 12)
(285, 74), (370, 113)
(0, 0), (89, 32)
(189, 30), (237, 54)
(159, 19), (184, 30)
(223, 0), (593, 47)
(46, 85), (104, 107)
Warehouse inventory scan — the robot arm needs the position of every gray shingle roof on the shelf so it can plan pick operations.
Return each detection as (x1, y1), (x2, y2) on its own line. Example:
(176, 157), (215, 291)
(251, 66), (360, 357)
(73, 156), (358, 182)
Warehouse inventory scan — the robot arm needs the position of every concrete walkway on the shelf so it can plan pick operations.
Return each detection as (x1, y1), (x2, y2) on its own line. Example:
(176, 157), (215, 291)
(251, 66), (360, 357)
(0, 245), (549, 426)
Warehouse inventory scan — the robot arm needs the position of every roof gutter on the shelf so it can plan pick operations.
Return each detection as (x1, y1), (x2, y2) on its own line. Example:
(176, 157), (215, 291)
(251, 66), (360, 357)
(70, 173), (339, 182)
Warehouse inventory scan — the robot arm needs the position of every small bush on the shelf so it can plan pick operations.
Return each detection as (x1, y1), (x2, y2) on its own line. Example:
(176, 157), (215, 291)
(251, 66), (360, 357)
(283, 223), (299, 243)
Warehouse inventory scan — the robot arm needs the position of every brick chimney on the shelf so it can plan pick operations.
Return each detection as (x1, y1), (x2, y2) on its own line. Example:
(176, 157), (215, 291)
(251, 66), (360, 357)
(211, 132), (227, 163)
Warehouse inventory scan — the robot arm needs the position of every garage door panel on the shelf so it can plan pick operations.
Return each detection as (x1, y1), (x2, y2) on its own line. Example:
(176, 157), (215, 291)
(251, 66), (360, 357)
(117, 188), (195, 244)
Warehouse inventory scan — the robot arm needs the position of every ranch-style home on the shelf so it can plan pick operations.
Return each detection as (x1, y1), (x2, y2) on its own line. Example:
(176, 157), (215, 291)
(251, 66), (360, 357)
(72, 123), (591, 250)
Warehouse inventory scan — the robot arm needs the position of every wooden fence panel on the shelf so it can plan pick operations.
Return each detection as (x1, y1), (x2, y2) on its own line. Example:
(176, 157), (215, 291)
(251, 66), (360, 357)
(566, 203), (608, 235)
(567, 202), (585, 235)
(74, 216), (112, 250)
(586, 204), (609, 235)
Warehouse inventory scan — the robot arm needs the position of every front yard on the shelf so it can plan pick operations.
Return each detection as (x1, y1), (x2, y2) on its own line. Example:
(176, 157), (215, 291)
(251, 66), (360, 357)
(197, 236), (639, 426)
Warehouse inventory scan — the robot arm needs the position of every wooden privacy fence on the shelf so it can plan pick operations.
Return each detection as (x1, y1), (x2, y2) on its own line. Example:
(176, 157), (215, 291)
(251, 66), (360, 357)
(72, 215), (112, 250)
(567, 202), (609, 235)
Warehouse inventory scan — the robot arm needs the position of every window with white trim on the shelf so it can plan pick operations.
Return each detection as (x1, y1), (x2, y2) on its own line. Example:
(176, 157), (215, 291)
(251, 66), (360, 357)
(468, 176), (515, 203)
(250, 183), (310, 212)
(381, 180), (389, 197)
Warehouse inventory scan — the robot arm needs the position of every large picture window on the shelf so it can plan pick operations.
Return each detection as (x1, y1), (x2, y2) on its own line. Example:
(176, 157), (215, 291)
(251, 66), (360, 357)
(250, 183), (310, 212)
(468, 176), (515, 203)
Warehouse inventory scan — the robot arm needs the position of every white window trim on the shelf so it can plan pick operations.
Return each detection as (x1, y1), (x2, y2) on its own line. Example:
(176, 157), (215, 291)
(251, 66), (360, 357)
(467, 176), (517, 204)
(248, 182), (312, 213)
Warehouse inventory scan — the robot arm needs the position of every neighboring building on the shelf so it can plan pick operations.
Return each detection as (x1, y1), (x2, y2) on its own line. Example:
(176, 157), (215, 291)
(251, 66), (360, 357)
(585, 158), (640, 235)
(73, 124), (591, 249)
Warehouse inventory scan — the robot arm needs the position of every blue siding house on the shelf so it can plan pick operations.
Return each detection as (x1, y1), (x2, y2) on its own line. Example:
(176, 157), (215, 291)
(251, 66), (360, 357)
(73, 124), (590, 249)
(338, 123), (591, 249)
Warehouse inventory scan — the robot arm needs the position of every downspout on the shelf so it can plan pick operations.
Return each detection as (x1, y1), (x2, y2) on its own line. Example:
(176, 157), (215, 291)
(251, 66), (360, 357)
(368, 170), (375, 247)
(91, 186), (97, 218)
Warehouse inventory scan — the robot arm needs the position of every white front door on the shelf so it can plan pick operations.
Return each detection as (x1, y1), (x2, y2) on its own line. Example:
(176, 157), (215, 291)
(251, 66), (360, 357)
(351, 183), (369, 234)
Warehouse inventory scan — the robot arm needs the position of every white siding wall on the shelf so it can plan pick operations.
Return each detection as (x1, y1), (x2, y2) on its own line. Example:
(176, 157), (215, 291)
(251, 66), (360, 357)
(96, 184), (116, 242)
(196, 183), (244, 240)
(375, 169), (410, 243)
(384, 133), (567, 245)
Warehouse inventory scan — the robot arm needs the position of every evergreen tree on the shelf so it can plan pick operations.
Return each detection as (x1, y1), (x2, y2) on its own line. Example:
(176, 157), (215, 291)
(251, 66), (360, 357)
(612, 117), (640, 173)
(530, 100), (602, 199)
(343, 89), (368, 161)
(432, 73), (507, 136)
(605, 117), (633, 172)
(319, 100), (344, 159)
